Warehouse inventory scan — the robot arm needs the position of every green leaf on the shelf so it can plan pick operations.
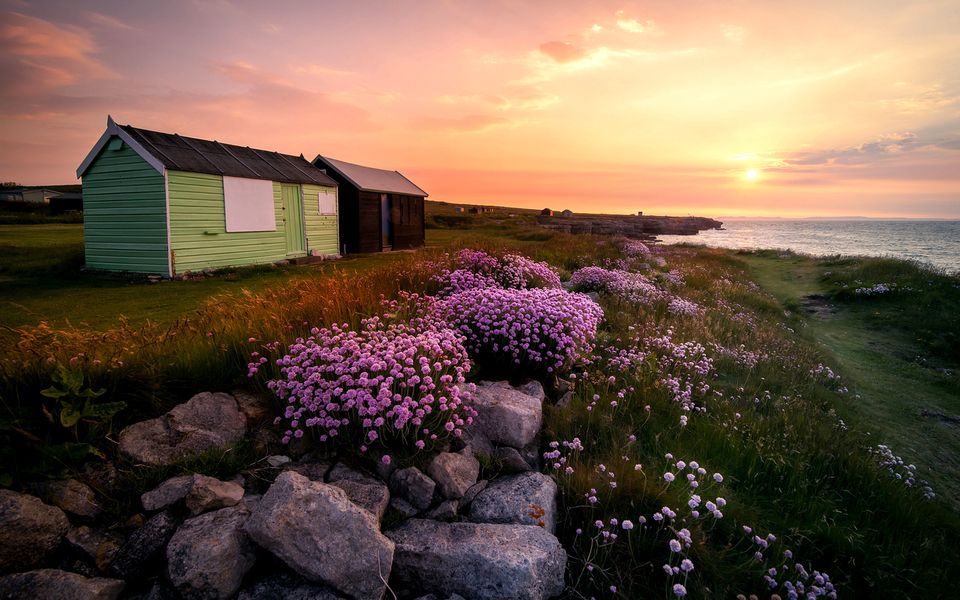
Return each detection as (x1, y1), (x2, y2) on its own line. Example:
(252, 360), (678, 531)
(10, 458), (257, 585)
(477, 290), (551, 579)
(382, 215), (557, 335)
(78, 388), (107, 399)
(40, 386), (68, 399)
(82, 401), (126, 420)
(59, 403), (83, 428)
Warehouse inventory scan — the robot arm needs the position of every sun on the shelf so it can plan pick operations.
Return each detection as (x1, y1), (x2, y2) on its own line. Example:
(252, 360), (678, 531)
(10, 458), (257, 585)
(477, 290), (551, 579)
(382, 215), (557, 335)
(743, 168), (760, 182)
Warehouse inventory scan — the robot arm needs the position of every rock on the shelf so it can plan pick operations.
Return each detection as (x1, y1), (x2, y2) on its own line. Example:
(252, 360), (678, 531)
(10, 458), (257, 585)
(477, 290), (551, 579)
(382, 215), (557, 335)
(238, 573), (345, 600)
(459, 480), (488, 509)
(424, 499), (458, 522)
(555, 390), (574, 409)
(494, 446), (532, 473)
(0, 569), (124, 600)
(30, 478), (101, 519)
(517, 380), (546, 403)
(469, 472), (558, 533)
(141, 475), (194, 512)
(456, 427), (494, 458)
(329, 479), (390, 523)
(519, 439), (542, 470)
(118, 392), (247, 466)
(389, 496), (419, 519)
(233, 389), (272, 424)
(241, 493), (262, 513)
(185, 474), (244, 515)
(427, 453), (479, 500)
(0, 489), (70, 572)
(283, 459), (332, 482)
(387, 520), (566, 600)
(390, 467), (436, 511)
(370, 450), (397, 481)
(245, 472), (394, 600)
(266, 455), (291, 468)
(328, 463), (379, 485)
(82, 461), (118, 495)
(65, 526), (123, 571)
(471, 382), (543, 449)
(107, 510), (179, 580)
(167, 505), (256, 600)
(587, 291), (601, 303)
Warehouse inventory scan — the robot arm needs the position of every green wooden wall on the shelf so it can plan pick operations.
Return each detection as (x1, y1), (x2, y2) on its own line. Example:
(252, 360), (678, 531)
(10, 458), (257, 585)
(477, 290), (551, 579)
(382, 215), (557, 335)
(302, 184), (340, 255)
(81, 140), (169, 274)
(168, 171), (291, 273)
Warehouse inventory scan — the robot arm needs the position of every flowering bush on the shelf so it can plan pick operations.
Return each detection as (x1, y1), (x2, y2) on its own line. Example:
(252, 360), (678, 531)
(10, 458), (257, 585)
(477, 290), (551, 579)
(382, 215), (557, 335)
(265, 315), (476, 453)
(433, 249), (561, 295)
(437, 287), (603, 374)
(569, 266), (625, 292)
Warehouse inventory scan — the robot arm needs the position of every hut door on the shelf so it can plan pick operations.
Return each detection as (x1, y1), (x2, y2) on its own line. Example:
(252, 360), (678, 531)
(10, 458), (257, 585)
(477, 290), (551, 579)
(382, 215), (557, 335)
(380, 194), (392, 250)
(281, 184), (305, 255)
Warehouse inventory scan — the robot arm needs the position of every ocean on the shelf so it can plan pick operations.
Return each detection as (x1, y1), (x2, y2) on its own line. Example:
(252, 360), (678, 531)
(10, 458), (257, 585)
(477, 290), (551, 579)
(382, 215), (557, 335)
(657, 219), (960, 273)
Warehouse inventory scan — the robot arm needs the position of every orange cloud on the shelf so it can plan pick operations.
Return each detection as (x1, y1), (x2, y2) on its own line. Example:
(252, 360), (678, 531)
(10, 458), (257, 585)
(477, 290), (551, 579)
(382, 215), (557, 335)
(539, 41), (587, 63)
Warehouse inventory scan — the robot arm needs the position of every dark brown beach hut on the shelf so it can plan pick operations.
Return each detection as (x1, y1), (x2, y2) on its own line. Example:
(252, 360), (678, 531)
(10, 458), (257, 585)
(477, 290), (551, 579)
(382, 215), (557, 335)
(313, 155), (427, 253)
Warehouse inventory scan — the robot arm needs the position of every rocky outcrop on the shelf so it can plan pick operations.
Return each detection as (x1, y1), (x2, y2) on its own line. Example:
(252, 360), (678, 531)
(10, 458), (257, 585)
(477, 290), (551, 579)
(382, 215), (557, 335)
(537, 214), (722, 237)
(469, 472), (558, 533)
(0, 569), (124, 600)
(167, 505), (256, 600)
(0, 489), (70, 572)
(387, 520), (565, 600)
(245, 472), (394, 600)
(471, 382), (543, 449)
(118, 392), (247, 466)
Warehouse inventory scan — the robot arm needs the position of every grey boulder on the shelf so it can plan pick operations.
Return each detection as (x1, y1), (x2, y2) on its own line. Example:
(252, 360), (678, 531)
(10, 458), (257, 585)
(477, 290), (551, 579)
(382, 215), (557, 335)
(107, 510), (179, 580)
(29, 478), (101, 519)
(469, 472), (558, 533)
(329, 478), (390, 523)
(0, 489), (69, 571)
(185, 474), (244, 515)
(245, 472), (394, 600)
(238, 573), (345, 600)
(118, 392), (247, 465)
(167, 505), (257, 600)
(390, 467), (436, 511)
(427, 452), (479, 500)
(0, 569), (124, 600)
(471, 382), (543, 449)
(387, 519), (565, 600)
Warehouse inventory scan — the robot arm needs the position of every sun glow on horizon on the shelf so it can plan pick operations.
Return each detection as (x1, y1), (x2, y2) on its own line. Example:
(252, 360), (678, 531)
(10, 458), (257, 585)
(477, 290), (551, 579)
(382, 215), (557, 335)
(743, 169), (760, 183)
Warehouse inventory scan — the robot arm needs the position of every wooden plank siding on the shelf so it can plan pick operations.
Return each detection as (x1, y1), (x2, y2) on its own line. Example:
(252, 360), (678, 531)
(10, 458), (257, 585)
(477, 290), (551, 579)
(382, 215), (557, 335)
(301, 183), (339, 255)
(391, 194), (425, 250)
(167, 171), (296, 274)
(358, 191), (382, 253)
(81, 141), (169, 274)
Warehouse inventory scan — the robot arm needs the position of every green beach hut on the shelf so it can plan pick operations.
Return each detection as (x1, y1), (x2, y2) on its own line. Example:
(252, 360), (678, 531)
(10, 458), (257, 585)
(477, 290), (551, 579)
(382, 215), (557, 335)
(76, 116), (340, 276)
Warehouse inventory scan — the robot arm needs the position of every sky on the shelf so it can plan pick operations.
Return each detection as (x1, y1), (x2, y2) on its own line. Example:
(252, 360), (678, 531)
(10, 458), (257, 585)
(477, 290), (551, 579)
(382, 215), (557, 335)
(1, 0), (958, 218)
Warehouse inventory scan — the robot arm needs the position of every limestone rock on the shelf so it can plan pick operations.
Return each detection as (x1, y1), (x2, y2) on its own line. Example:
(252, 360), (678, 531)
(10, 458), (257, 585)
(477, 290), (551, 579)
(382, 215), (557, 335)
(266, 455), (291, 468)
(118, 392), (247, 466)
(460, 480), (488, 509)
(245, 472), (394, 600)
(390, 467), (436, 511)
(141, 475), (194, 512)
(389, 496), (419, 519)
(471, 382), (543, 449)
(232, 389), (273, 424)
(0, 569), (124, 600)
(328, 463), (379, 486)
(329, 478), (390, 523)
(469, 472), (558, 533)
(30, 478), (101, 519)
(238, 573), (345, 600)
(517, 380), (546, 403)
(387, 519), (565, 600)
(167, 505), (256, 600)
(427, 452), (479, 500)
(424, 499), (458, 522)
(185, 474), (244, 515)
(455, 426), (494, 458)
(107, 510), (179, 580)
(0, 489), (70, 572)
(282, 459), (332, 482)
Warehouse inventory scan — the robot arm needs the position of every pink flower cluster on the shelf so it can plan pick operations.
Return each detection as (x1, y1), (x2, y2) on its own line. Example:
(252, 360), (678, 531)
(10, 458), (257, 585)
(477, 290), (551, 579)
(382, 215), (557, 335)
(436, 287), (603, 373)
(569, 266), (626, 292)
(433, 249), (561, 295)
(569, 265), (671, 305)
(267, 316), (476, 450)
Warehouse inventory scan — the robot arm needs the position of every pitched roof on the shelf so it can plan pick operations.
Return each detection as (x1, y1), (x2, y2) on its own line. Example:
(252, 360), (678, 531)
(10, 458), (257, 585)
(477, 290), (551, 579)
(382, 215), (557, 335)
(77, 116), (337, 187)
(314, 155), (427, 197)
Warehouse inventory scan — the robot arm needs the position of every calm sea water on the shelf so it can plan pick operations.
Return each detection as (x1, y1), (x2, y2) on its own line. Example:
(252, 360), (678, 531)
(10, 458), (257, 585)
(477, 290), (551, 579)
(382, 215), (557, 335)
(658, 219), (960, 273)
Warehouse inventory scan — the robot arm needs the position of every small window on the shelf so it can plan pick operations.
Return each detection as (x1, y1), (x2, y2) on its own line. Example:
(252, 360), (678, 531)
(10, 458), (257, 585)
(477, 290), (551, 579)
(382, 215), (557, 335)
(223, 176), (276, 232)
(319, 189), (337, 215)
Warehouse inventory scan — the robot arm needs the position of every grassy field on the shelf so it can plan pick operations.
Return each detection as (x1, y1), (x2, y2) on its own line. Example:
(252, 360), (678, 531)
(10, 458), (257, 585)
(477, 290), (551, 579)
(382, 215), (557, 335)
(1, 221), (959, 598)
(738, 251), (960, 508)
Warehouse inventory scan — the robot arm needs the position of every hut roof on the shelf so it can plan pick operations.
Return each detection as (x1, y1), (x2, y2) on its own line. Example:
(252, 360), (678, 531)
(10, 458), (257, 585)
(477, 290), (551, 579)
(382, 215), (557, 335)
(314, 155), (427, 197)
(77, 116), (337, 187)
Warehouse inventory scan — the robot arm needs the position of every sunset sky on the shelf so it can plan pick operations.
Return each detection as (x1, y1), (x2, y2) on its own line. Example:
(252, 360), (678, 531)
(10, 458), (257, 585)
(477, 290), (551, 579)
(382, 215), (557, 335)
(1, 0), (958, 217)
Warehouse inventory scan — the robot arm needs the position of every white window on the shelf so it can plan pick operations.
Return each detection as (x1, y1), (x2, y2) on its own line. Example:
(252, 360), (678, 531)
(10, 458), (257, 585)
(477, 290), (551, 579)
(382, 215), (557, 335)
(223, 176), (276, 232)
(319, 188), (337, 215)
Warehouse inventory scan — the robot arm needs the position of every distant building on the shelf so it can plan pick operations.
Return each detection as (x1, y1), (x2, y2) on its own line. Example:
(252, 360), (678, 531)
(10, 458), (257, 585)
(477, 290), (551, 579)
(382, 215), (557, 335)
(22, 188), (62, 204)
(468, 206), (494, 214)
(560, 209), (573, 217)
(541, 208), (553, 216)
(454, 206), (465, 213)
(637, 211), (643, 217)
(49, 191), (83, 214)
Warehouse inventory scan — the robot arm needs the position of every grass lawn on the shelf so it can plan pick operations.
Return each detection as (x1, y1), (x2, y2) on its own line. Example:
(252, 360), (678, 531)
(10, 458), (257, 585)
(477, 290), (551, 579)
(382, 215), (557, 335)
(738, 251), (960, 508)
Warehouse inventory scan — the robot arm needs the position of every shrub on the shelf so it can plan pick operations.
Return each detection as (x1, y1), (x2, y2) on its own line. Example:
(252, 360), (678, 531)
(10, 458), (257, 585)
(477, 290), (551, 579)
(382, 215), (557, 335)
(437, 287), (603, 375)
(433, 249), (561, 295)
(262, 315), (476, 454)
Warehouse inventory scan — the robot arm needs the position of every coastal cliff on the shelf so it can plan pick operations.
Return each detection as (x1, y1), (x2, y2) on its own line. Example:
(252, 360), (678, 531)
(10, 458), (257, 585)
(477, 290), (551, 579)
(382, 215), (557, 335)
(536, 214), (723, 237)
